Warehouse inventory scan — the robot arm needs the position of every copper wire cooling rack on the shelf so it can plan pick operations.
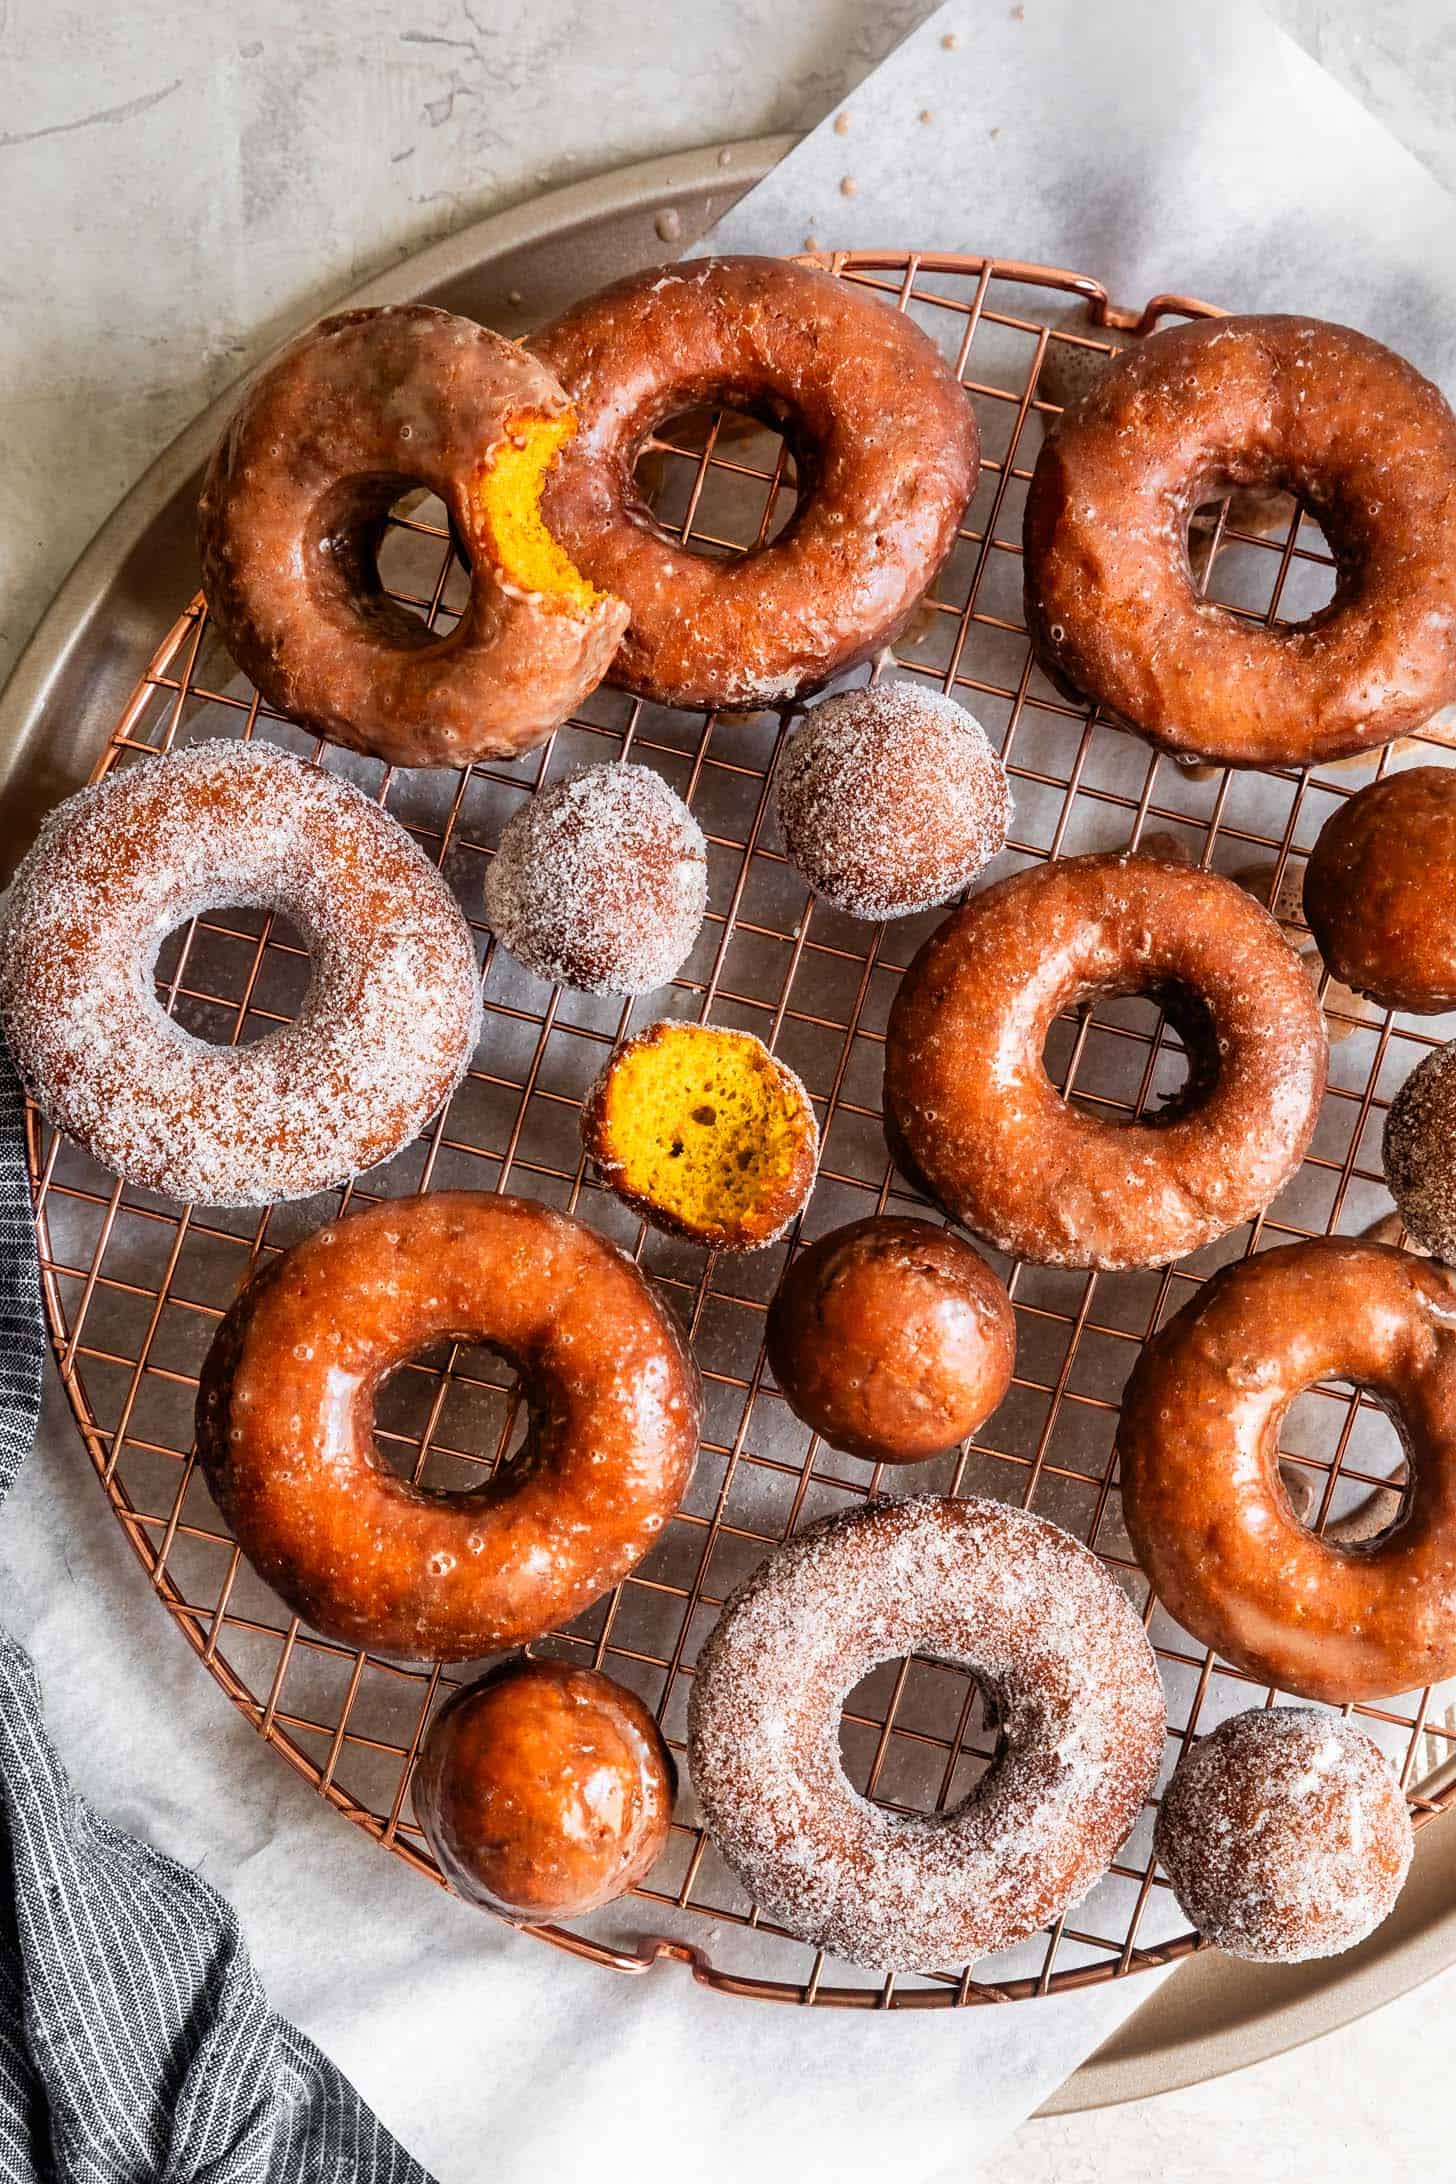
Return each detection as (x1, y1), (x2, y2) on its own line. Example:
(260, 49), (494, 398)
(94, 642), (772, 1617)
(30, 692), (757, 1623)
(25, 250), (1456, 2010)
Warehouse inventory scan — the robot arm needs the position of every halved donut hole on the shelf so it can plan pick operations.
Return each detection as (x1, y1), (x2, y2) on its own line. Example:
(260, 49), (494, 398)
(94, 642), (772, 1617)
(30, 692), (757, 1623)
(153, 907), (310, 1047)
(372, 1336), (534, 1496)
(839, 1654), (1005, 1816)
(1043, 983), (1218, 1126)
(1276, 1381), (1411, 1548)
(634, 404), (802, 558)
(1187, 482), (1339, 627)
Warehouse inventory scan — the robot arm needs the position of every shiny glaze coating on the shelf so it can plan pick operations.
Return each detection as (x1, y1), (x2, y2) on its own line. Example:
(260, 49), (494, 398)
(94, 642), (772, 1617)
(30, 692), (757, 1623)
(766, 1217), (1015, 1463)
(198, 305), (627, 767)
(1024, 316), (1456, 768)
(688, 1495), (1166, 1972)
(532, 256), (979, 710)
(1304, 767), (1456, 1013)
(883, 853), (1327, 1271)
(1119, 1239), (1456, 1704)
(0, 739), (481, 1207)
(413, 1659), (675, 1919)
(196, 1192), (701, 1661)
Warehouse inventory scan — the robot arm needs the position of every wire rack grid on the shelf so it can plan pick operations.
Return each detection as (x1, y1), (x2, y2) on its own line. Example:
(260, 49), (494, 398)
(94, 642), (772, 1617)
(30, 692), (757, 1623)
(24, 249), (1456, 2011)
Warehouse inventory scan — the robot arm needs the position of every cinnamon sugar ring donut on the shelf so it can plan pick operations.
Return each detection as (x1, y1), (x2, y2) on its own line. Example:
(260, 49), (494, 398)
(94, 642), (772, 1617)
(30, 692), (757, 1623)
(883, 853), (1327, 1270)
(1119, 1238), (1456, 1705)
(688, 1496), (1166, 1971)
(198, 305), (628, 767)
(532, 256), (979, 710)
(0, 740), (481, 1207)
(1024, 316), (1456, 767)
(196, 1192), (701, 1662)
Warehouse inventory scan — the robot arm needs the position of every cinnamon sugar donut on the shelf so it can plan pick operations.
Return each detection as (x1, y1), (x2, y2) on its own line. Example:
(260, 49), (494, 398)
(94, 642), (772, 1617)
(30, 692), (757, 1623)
(688, 1496), (1165, 1971)
(199, 305), (627, 767)
(883, 853), (1327, 1271)
(1154, 1710), (1413, 1963)
(1024, 315), (1456, 767)
(196, 1191), (701, 1661)
(1119, 1238), (1456, 1704)
(0, 740), (480, 1207)
(533, 257), (979, 710)
(1385, 1042), (1456, 1259)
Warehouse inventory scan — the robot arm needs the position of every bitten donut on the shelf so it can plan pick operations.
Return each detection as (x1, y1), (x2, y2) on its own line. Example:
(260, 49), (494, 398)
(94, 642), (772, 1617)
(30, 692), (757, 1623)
(199, 305), (628, 767)
(1119, 1238), (1456, 1704)
(533, 256), (979, 710)
(414, 1659), (675, 1919)
(689, 1496), (1165, 1971)
(1024, 315), (1456, 767)
(883, 853), (1327, 1270)
(766, 1218), (1015, 1463)
(1304, 768), (1456, 1013)
(196, 1192), (701, 1660)
(1154, 1709), (1413, 1963)
(0, 740), (480, 1207)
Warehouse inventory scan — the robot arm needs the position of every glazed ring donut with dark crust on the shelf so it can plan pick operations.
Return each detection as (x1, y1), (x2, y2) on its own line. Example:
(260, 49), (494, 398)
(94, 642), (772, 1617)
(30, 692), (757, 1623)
(1023, 315), (1456, 767)
(532, 255), (979, 711)
(883, 852), (1327, 1271)
(1118, 1238), (1456, 1705)
(689, 1495), (1166, 1972)
(198, 305), (628, 768)
(196, 1192), (701, 1661)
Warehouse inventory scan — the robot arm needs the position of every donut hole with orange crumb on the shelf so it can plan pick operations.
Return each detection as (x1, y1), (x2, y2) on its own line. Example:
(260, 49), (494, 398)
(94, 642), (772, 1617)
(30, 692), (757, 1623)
(582, 1020), (819, 1253)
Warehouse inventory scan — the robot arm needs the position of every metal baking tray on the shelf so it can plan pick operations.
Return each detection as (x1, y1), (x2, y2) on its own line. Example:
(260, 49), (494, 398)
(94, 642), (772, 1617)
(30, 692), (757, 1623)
(4, 134), (1454, 2113)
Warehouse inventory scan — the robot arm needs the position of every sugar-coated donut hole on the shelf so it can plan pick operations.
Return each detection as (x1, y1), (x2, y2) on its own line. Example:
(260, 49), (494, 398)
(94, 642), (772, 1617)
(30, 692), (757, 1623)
(1275, 1381), (1411, 1548)
(632, 401), (803, 560)
(152, 906), (311, 1049)
(370, 1334), (537, 1497)
(1040, 981), (1220, 1126)
(838, 1654), (1005, 1818)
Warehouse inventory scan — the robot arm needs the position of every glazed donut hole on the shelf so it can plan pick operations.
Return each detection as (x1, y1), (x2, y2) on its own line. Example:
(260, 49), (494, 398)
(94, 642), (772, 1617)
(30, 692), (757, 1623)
(1272, 1382), (1411, 1549)
(370, 1332), (540, 1496)
(1179, 468), (1337, 625)
(632, 400), (803, 561)
(1040, 977), (1219, 1126)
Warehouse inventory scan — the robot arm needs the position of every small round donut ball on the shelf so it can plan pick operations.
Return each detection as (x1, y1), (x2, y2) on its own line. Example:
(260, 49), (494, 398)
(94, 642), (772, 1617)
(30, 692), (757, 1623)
(1384, 1040), (1456, 1260)
(485, 762), (706, 995)
(1155, 1709), (1413, 1963)
(765, 1216), (1015, 1463)
(413, 1659), (675, 1920)
(775, 684), (1011, 920)
(1305, 768), (1456, 1013)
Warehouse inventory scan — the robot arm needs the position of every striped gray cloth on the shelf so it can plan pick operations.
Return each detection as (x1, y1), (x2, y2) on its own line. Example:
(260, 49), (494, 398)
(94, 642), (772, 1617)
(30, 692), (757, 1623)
(0, 1049), (434, 2183)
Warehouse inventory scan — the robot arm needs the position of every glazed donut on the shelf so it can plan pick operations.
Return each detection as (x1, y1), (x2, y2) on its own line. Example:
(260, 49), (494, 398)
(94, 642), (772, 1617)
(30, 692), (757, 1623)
(1118, 1238), (1456, 1704)
(415, 1659), (675, 1919)
(689, 1496), (1165, 1971)
(198, 305), (628, 767)
(196, 1192), (701, 1660)
(532, 256), (979, 710)
(1024, 315), (1456, 767)
(1304, 767), (1456, 1013)
(0, 740), (480, 1207)
(883, 853), (1327, 1271)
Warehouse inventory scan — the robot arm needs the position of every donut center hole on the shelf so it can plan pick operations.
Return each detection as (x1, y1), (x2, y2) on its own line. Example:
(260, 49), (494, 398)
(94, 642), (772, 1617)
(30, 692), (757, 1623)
(1043, 984), (1217, 1126)
(372, 1338), (534, 1496)
(1277, 1382), (1411, 1547)
(634, 404), (800, 560)
(152, 907), (310, 1047)
(311, 476), (462, 646)
(839, 1656), (1004, 1817)
(1186, 483), (1339, 626)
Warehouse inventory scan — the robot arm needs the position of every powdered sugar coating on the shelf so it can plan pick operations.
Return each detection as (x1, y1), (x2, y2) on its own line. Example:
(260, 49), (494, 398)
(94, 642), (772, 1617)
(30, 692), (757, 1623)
(1154, 1709), (1413, 1963)
(1384, 1041), (1456, 1261)
(688, 1495), (1166, 1972)
(484, 762), (707, 995)
(0, 739), (482, 1206)
(775, 683), (1011, 920)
